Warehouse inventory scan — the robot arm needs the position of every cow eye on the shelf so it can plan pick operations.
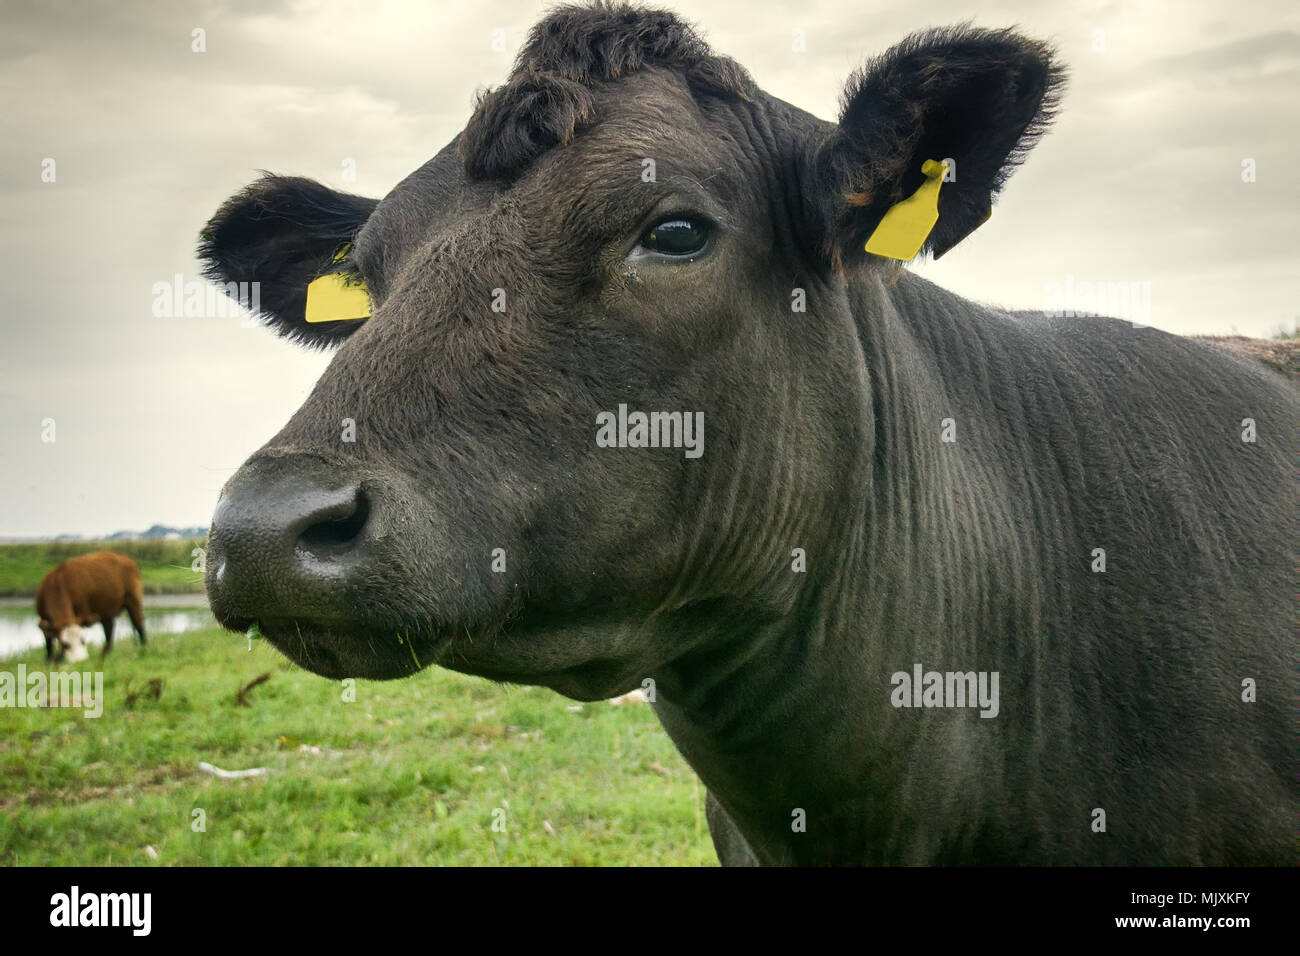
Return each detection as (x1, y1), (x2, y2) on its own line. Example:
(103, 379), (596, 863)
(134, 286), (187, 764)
(637, 217), (710, 259)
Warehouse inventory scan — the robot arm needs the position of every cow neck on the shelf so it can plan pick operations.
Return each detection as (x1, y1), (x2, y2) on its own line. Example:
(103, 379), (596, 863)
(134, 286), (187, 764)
(652, 270), (1049, 864)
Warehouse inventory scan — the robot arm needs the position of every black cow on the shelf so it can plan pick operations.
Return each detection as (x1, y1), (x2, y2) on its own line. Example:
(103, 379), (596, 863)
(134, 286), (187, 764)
(199, 2), (1293, 864)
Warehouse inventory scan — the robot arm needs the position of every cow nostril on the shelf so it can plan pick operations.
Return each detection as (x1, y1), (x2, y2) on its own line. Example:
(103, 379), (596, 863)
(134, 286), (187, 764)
(298, 490), (371, 557)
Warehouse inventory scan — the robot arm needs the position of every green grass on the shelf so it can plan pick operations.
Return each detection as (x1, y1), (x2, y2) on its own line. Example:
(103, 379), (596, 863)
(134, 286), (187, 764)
(0, 539), (207, 597)
(0, 627), (714, 865)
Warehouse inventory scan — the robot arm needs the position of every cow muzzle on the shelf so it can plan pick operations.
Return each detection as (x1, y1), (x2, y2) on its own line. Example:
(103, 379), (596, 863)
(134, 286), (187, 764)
(60, 625), (89, 664)
(204, 452), (446, 678)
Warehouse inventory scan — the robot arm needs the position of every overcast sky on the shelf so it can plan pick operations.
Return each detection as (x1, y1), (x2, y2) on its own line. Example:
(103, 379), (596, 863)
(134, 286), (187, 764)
(1, 0), (1296, 537)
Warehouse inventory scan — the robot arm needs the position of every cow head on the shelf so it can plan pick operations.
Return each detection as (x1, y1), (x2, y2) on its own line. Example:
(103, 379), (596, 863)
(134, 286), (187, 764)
(42, 621), (89, 664)
(201, 4), (1061, 698)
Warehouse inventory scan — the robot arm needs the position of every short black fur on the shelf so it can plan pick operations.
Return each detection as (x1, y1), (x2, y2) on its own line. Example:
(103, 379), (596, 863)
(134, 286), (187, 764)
(460, 1), (753, 180)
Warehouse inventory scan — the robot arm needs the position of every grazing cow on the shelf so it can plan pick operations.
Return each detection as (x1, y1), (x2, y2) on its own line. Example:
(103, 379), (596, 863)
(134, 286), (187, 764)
(36, 552), (147, 663)
(198, 3), (1293, 864)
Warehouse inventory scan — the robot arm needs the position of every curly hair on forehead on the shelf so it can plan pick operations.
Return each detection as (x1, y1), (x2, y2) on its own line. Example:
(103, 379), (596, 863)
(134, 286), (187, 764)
(459, 1), (754, 182)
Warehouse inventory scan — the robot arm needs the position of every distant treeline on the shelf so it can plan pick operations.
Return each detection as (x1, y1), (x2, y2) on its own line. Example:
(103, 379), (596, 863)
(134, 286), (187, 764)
(0, 538), (207, 597)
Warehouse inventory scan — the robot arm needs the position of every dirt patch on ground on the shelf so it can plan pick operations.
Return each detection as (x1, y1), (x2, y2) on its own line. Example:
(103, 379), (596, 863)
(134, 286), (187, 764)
(1, 762), (198, 813)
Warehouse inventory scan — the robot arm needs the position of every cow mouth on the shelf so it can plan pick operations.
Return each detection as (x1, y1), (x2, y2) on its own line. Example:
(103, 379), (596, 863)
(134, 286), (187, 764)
(233, 616), (456, 680)
(62, 643), (90, 664)
(207, 567), (524, 681)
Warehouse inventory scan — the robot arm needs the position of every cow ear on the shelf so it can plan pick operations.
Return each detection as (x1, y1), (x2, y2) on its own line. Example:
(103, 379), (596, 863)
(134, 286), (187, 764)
(198, 175), (379, 347)
(811, 25), (1064, 266)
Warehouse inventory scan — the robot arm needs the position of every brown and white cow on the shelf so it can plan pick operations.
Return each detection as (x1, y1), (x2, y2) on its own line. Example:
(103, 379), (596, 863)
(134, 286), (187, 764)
(36, 552), (147, 663)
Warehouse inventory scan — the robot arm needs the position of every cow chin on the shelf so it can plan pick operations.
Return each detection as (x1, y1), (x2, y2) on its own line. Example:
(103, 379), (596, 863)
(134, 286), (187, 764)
(433, 615), (663, 702)
(248, 609), (652, 701)
(251, 617), (449, 681)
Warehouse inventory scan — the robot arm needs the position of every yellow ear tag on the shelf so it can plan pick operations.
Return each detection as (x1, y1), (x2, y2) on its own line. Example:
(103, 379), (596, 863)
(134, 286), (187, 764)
(863, 159), (949, 261)
(305, 245), (370, 323)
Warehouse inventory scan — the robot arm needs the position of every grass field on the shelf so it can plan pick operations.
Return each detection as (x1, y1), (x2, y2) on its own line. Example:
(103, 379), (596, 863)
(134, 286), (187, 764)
(0, 627), (714, 866)
(0, 539), (207, 597)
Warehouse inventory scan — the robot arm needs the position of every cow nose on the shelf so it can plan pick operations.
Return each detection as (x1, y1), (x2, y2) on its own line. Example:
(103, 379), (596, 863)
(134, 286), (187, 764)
(206, 455), (373, 623)
(293, 487), (370, 557)
(215, 481), (367, 560)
